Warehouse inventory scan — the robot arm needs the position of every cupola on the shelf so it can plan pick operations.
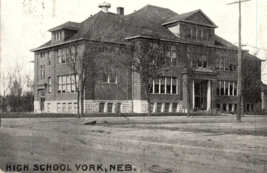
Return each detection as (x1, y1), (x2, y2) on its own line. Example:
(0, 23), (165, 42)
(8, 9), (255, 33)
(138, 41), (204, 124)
(98, 2), (111, 13)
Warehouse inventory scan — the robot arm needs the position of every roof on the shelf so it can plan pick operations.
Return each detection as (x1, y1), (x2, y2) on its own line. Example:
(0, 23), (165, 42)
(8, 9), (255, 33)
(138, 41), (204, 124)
(68, 5), (178, 42)
(48, 21), (81, 32)
(162, 9), (217, 27)
(32, 4), (235, 51)
(214, 35), (238, 49)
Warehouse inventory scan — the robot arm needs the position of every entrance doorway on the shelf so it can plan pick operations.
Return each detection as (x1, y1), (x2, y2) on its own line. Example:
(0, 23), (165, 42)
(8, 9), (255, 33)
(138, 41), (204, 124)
(194, 80), (207, 110)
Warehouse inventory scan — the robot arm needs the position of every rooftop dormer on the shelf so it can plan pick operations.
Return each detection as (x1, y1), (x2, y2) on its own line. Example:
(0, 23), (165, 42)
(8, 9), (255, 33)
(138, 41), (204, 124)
(49, 21), (80, 44)
(162, 9), (217, 44)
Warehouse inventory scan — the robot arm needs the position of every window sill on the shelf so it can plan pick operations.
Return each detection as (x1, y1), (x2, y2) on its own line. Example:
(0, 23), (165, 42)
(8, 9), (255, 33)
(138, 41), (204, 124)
(150, 93), (178, 95)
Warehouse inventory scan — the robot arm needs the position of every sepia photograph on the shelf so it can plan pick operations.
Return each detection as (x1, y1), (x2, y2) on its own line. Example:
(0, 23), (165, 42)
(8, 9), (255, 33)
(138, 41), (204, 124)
(0, 0), (267, 172)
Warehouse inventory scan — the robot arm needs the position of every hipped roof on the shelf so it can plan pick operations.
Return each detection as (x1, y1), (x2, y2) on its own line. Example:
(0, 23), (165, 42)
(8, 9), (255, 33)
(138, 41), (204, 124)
(33, 4), (236, 51)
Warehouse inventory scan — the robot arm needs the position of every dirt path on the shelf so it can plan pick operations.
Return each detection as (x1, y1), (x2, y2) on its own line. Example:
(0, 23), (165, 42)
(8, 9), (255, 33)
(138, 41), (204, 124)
(0, 116), (267, 173)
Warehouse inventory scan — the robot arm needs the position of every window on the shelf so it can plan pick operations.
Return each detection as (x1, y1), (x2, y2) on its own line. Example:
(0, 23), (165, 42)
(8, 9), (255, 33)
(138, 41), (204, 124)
(173, 103), (178, 112)
(234, 81), (237, 95)
(225, 81), (229, 95)
(116, 103), (121, 113)
(154, 78), (159, 94)
(184, 25), (191, 39)
(58, 76), (62, 93)
(40, 52), (45, 58)
(221, 81), (225, 95)
(57, 49), (62, 63)
(54, 31), (62, 41)
(62, 75), (66, 93)
(57, 103), (61, 112)
(150, 77), (177, 95)
(160, 77), (165, 94)
(218, 81), (237, 96)
(220, 52), (224, 70)
(40, 65), (45, 79)
(157, 103), (162, 112)
(71, 46), (76, 61)
(103, 74), (117, 83)
(167, 51), (177, 66)
(107, 103), (113, 113)
(110, 74), (117, 83)
(66, 75), (71, 93)
(203, 28), (207, 40)
(224, 55), (229, 71)
(99, 103), (105, 113)
(66, 48), (70, 62)
(230, 82), (233, 95)
(191, 26), (196, 39)
(62, 103), (66, 112)
(216, 56), (220, 70)
(47, 103), (50, 112)
(166, 77), (171, 94)
(165, 103), (170, 112)
(71, 75), (76, 92)
(48, 77), (51, 94)
(74, 102), (78, 112)
(103, 73), (108, 83)
(68, 103), (72, 112)
(172, 77), (177, 94)
(62, 48), (66, 63)
(197, 27), (202, 40)
(48, 52), (51, 65)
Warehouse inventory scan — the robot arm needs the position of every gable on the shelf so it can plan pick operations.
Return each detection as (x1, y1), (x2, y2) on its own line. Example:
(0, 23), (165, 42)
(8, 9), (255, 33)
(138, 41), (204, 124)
(185, 12), (213, 25)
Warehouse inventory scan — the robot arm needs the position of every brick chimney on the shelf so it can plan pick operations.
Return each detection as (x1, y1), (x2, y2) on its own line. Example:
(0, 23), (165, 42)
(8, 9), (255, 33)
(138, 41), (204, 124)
(98, 2), (111, 13)
(117, 7), (124, 15)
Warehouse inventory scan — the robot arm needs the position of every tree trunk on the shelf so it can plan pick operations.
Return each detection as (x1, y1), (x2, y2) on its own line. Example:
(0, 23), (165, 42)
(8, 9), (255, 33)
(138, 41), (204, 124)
(187, 79), (191, 117)
(80, 84), (84, 117)
(147, 92), (151, 116)
(187, 88), (191, 117)
(77, 91), (80, 118)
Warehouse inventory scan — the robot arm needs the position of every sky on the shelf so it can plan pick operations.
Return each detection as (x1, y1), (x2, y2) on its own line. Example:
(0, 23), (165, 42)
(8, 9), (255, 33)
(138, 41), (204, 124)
(1, 0), (267, 86)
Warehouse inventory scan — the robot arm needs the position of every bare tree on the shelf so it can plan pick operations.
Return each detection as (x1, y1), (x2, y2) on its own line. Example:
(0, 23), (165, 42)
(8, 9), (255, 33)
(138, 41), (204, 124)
(129, 38), (171, 116)
(66, 40), (127, 118)
(7, 63), (30, 113)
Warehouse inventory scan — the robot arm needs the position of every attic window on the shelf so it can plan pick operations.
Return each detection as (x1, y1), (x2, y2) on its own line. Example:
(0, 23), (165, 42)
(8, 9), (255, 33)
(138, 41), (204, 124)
(53, 31), (63, 41)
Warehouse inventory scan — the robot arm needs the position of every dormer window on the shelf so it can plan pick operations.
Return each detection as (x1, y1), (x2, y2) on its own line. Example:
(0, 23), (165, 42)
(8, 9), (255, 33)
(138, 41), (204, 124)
(53, 31), (63, 42)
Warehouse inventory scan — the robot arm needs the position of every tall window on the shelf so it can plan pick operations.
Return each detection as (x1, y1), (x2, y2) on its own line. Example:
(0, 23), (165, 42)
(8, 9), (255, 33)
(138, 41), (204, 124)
(191, 26), (196, 39)
(66, 75), (71, 93)
(217, 81), (237, 96)
(57, 49), (62, 63)
(62, 48), (66, 63)
(166, 51), (177, 66)
(71, 75), (75, 92)
(150, 77), (178, 95)
(66, 48), (70, 62)
(48, 51), (51, 65)
(71, 46), (76, 61)
(40, 65), (45, 79)
(62, 75), (66, 93)
(58, 76), (62, 93)
(197, 27), (202, 40)
(48, 77), (51, 94)
(220, 51), (225, 70)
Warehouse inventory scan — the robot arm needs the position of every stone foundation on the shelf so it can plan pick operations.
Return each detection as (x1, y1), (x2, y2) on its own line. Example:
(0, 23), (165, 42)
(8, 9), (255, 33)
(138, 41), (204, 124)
(84, 100), (133, 113)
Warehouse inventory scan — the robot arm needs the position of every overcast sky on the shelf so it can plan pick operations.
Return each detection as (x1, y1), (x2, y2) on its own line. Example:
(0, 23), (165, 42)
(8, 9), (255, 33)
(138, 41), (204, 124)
(1, 0), (267, 83)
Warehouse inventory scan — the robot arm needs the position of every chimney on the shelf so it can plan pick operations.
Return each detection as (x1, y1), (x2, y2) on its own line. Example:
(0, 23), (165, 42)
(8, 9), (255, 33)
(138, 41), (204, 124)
(117, 7), (124, 15)
(98, 2), (111, 13)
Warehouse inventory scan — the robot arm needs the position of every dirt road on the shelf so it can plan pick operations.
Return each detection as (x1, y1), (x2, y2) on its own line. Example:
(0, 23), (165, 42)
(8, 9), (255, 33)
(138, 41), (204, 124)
(0, 115), (267, 173)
